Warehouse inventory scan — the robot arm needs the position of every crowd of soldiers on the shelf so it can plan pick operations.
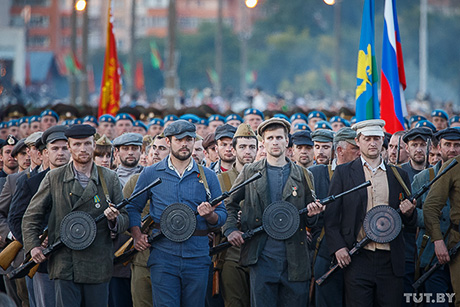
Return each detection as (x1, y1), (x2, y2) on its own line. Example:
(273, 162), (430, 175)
(0, 104), (458, 307)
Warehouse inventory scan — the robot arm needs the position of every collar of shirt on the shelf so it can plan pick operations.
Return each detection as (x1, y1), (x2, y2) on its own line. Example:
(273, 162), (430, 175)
(361, 155), (386, 173)
(167, 155), (194, 177)
(331, 159), (337, 171)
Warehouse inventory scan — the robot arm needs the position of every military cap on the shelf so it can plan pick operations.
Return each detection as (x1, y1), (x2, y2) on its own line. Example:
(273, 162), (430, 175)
(7, 120), (19, 128)
(308, 110), (327, 121)
(403, 127), (433, 143)
(115, 113), (134, 123)
(164, 114), (179, 123)
(314, 121), (333, 130)
(290, 113), (308, 123)
(215, 124), (237, 141)
(415, 120), (436, 133)
(202, 133), (216, 149)
(234, 123), (256, 138)
(449, 116), (460, 125)
(1, 135), (19, 149)
(292, 123), (311, 132)
(244, 108), (264, 120)
(83, 115), (98, 126)
(149, 118), (164, 127)
(330, 116), (346, 125)
(62, 120), (73, 126)
(65, 124), (96, 139)
(351, 119), (385, 137)
(18, 117), (29, 126)
(133, 121), (148, 131)
(72, 118), (84, 125)
(272, 113), (290, 122)
(291, 130), (313, 146)
(404, 117), (410, 130)
(29, 116), (41, 123)
(431, 109), (448, 120)
(113, 132), (143, 147)
(25, 132), (43, 146)
(40, 109), (59, 121)
(409, 115), (426, 125)
(163, 119), (196, 139)
(34, 137), (46, 151)
(311, 129), (334, 143)
(5, 105), (27, 118)
(99, 114), (116, 124)
(208, 115), (226, 123)
(42, 125), (68, 144)
(96, 134), (112, 146)
(383, 132), (392, 150)
(257, 118), (291, 136)
(198, 118), (208, 126)
(11, 139), (27, 157)
(350, 116), (357, 125)
(180, 114), (200, 124)
(225, 114), (243, 123)
(334, 127), (357, 146)
(434, 128), (460, 141)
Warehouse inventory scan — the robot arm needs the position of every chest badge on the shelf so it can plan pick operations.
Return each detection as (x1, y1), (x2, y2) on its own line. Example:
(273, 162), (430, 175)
(94, 195), (101, 208)
(292, 186), (298, 197)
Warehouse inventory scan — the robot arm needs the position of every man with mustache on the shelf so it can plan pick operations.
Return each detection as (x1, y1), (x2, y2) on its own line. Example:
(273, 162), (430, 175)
(291, 130), (314, 169)
(400, 128), (433, 182)
(113, 133), (144, 187)
(210, 124), (237, 174)
(311, 129), (334, 165)
(388, 131), (409, 165)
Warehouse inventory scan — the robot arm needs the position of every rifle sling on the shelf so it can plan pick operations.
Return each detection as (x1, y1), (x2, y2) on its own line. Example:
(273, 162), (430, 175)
(415, 234), (430, 279)
(97, 166), (112, 204)
(198, 164), (211, 201)
(390, 166), (411, 197)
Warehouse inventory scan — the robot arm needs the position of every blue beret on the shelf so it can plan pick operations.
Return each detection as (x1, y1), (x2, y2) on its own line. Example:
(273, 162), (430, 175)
(403, 127), (433, 143)
(314, 121), (333, 131)
(99, 114), (116, 124)
(115, 113), (134, 123)
(62, 120), (73, 126)
(0, 122), (7, 129)
(431, 109), (448, 120)
(415, 120), (437, 133)
(198, 118), (208, 126)
(18, 117), (29, 125)
(180, 114), (200, 124)
(29, 116), (41, 123)
(291, 130), (313, 146)
(308, 111), (326, 121)
(409, 115), (426, 125)
(133, 120), (148, 131)
(163, 119), (196, 139)
(42, 125), (68, 144)
(215, 124), (237, 141)
(164, 115), (179, 123)
(113, 132), (143, 147)
(272, 113), (290, 122)
(7, 120), (19, 128)
(40, 109), (59, 121)
(244, 109), (264, 120)
(311, 129), (335, 143)
(208, 115), (226, 123)
(72, 118), (84, 125)
(290, 113), (308, 123)
(292, 123), (311, 132)
(449, 116), (460, 125)
(65, 124), (96, 139)
(435, 128), (460, 141)
(350, 116), (357, 125)
(330, 116), (347, 125)
(225, 114), (243, 123)
(83, 115), (98, 126)
(148, 118), (164, 127)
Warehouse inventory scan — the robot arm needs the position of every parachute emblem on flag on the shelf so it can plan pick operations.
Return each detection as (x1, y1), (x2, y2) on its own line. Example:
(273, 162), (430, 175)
(356, 44), (373, 100)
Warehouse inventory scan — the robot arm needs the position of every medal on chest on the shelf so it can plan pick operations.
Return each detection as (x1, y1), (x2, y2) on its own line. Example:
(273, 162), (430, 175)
(94, 195), (101, 209)
(292, 186), (298, 197)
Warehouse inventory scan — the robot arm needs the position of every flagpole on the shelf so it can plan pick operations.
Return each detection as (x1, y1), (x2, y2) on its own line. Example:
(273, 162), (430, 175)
(70, 0), (78, 106)
(79, 0), (89, 106)
(419, 0), (428, 98)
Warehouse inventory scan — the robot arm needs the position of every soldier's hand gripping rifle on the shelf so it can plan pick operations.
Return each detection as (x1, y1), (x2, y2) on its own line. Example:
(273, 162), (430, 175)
(114, 172), (263, 264)
(114, 214), (153, 260)
(8, 178), (162, 280)
(317, 160), (459, 286)
(210, 180), (372, 256)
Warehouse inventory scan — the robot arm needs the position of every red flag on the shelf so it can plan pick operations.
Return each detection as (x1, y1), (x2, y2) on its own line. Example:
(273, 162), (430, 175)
(98, 0), (121, 117)
(135, 60), (145, 92)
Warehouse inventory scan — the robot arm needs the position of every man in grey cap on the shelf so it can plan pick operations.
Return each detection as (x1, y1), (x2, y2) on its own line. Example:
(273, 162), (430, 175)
(311, 129), (334, 165)
(25, 132), (43, 173)
(113, 132), (144, 187)
(291, 130), (314, 169)
(127, 119), (227, 307)
(210, 124), (237, 174)
(309, 127), (360, 307)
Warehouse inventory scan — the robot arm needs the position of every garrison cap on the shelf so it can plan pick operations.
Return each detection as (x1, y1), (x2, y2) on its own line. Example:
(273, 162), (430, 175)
(434, 128), (460, 141)
(197, 118), (208, 126)
(83, 115), (98, 126)
(202, 133), (216, 149)
(292, 123), (311, 132)
(180, 114), (200, 124)
(225, 114), (243, 123)
(291, 130), (313, 146)
(334, 127), (357, 146)
(308, 111), (326, 121)
(233, 123), (256, 138)
(99, 114), (116, 124)
(431, 109), (448, 120)
(25, 132), (43, 146)
(40, 109), (59, 121)
(311, 129), (334, 143)
(113, 132), (143, 147)
(290, 113), (308, 123)
(1, 135), (18, 148)
(164, 114), (178, 123)
(272, 113), (290, 122)
(149, 118), (164, 127)
(11, 139), (27, 157)
(409, 115), (426, 125)
(42, 125), (68, 144)
(314, 121), (333, 131)
(96, 134), (112, 146)
(402, 127), (433, 143)
(65, 124), (96, 139)
(18, 117), (29, 125)
(133, 121), (148, 131)
(163, 119), (196, 139)
(257, 118), (291, 136)
(29, 116), (40, 123)
(244, 108), (264, 120)
(352, 119), (385, 137)
(449, 116), (460, 125)
(208, 115), (226, 123)
(115, 113), (134, 123)
(415, 120), (436, 133)
(215, 124), (237, 141)
(7, 120), (19, 128)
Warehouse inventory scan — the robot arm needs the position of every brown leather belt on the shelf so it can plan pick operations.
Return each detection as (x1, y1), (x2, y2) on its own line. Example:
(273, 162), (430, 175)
(153, 224), (209, 236)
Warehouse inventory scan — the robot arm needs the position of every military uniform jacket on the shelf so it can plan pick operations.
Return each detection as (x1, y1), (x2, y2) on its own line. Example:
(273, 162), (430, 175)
(223, 158), (316, 282)
(22, 162), (129, 284)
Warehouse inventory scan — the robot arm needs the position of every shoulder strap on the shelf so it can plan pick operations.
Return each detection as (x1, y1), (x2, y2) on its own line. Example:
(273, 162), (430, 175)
(301, 167), (316, 199)
(97, 166), (112, 204)
(390, 165), (411, 197)
(428, 167), (435, 182)
(198, 164), (211, 201)
(327, 164), (334, 180)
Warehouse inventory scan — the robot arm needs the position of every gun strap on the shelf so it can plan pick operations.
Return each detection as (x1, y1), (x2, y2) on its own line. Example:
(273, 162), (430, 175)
(415, 234), (430, 279)
(390, 166), (411, 197)
(327, 164), (334, 180)
(221, 171), (232, 193)
(197, 164), (211, 202)
(425, 224), (452, 271)
(301, 168), (316, 199)
(312, 227), (326, 272)
(97, 166), (112, 204)
(429, 167), (435, 182)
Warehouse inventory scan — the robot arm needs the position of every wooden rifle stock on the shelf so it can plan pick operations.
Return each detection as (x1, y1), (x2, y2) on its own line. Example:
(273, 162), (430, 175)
(0, 240), (23, 270)
(114, 215), (153, 258)
(211, 235), (220, 297)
